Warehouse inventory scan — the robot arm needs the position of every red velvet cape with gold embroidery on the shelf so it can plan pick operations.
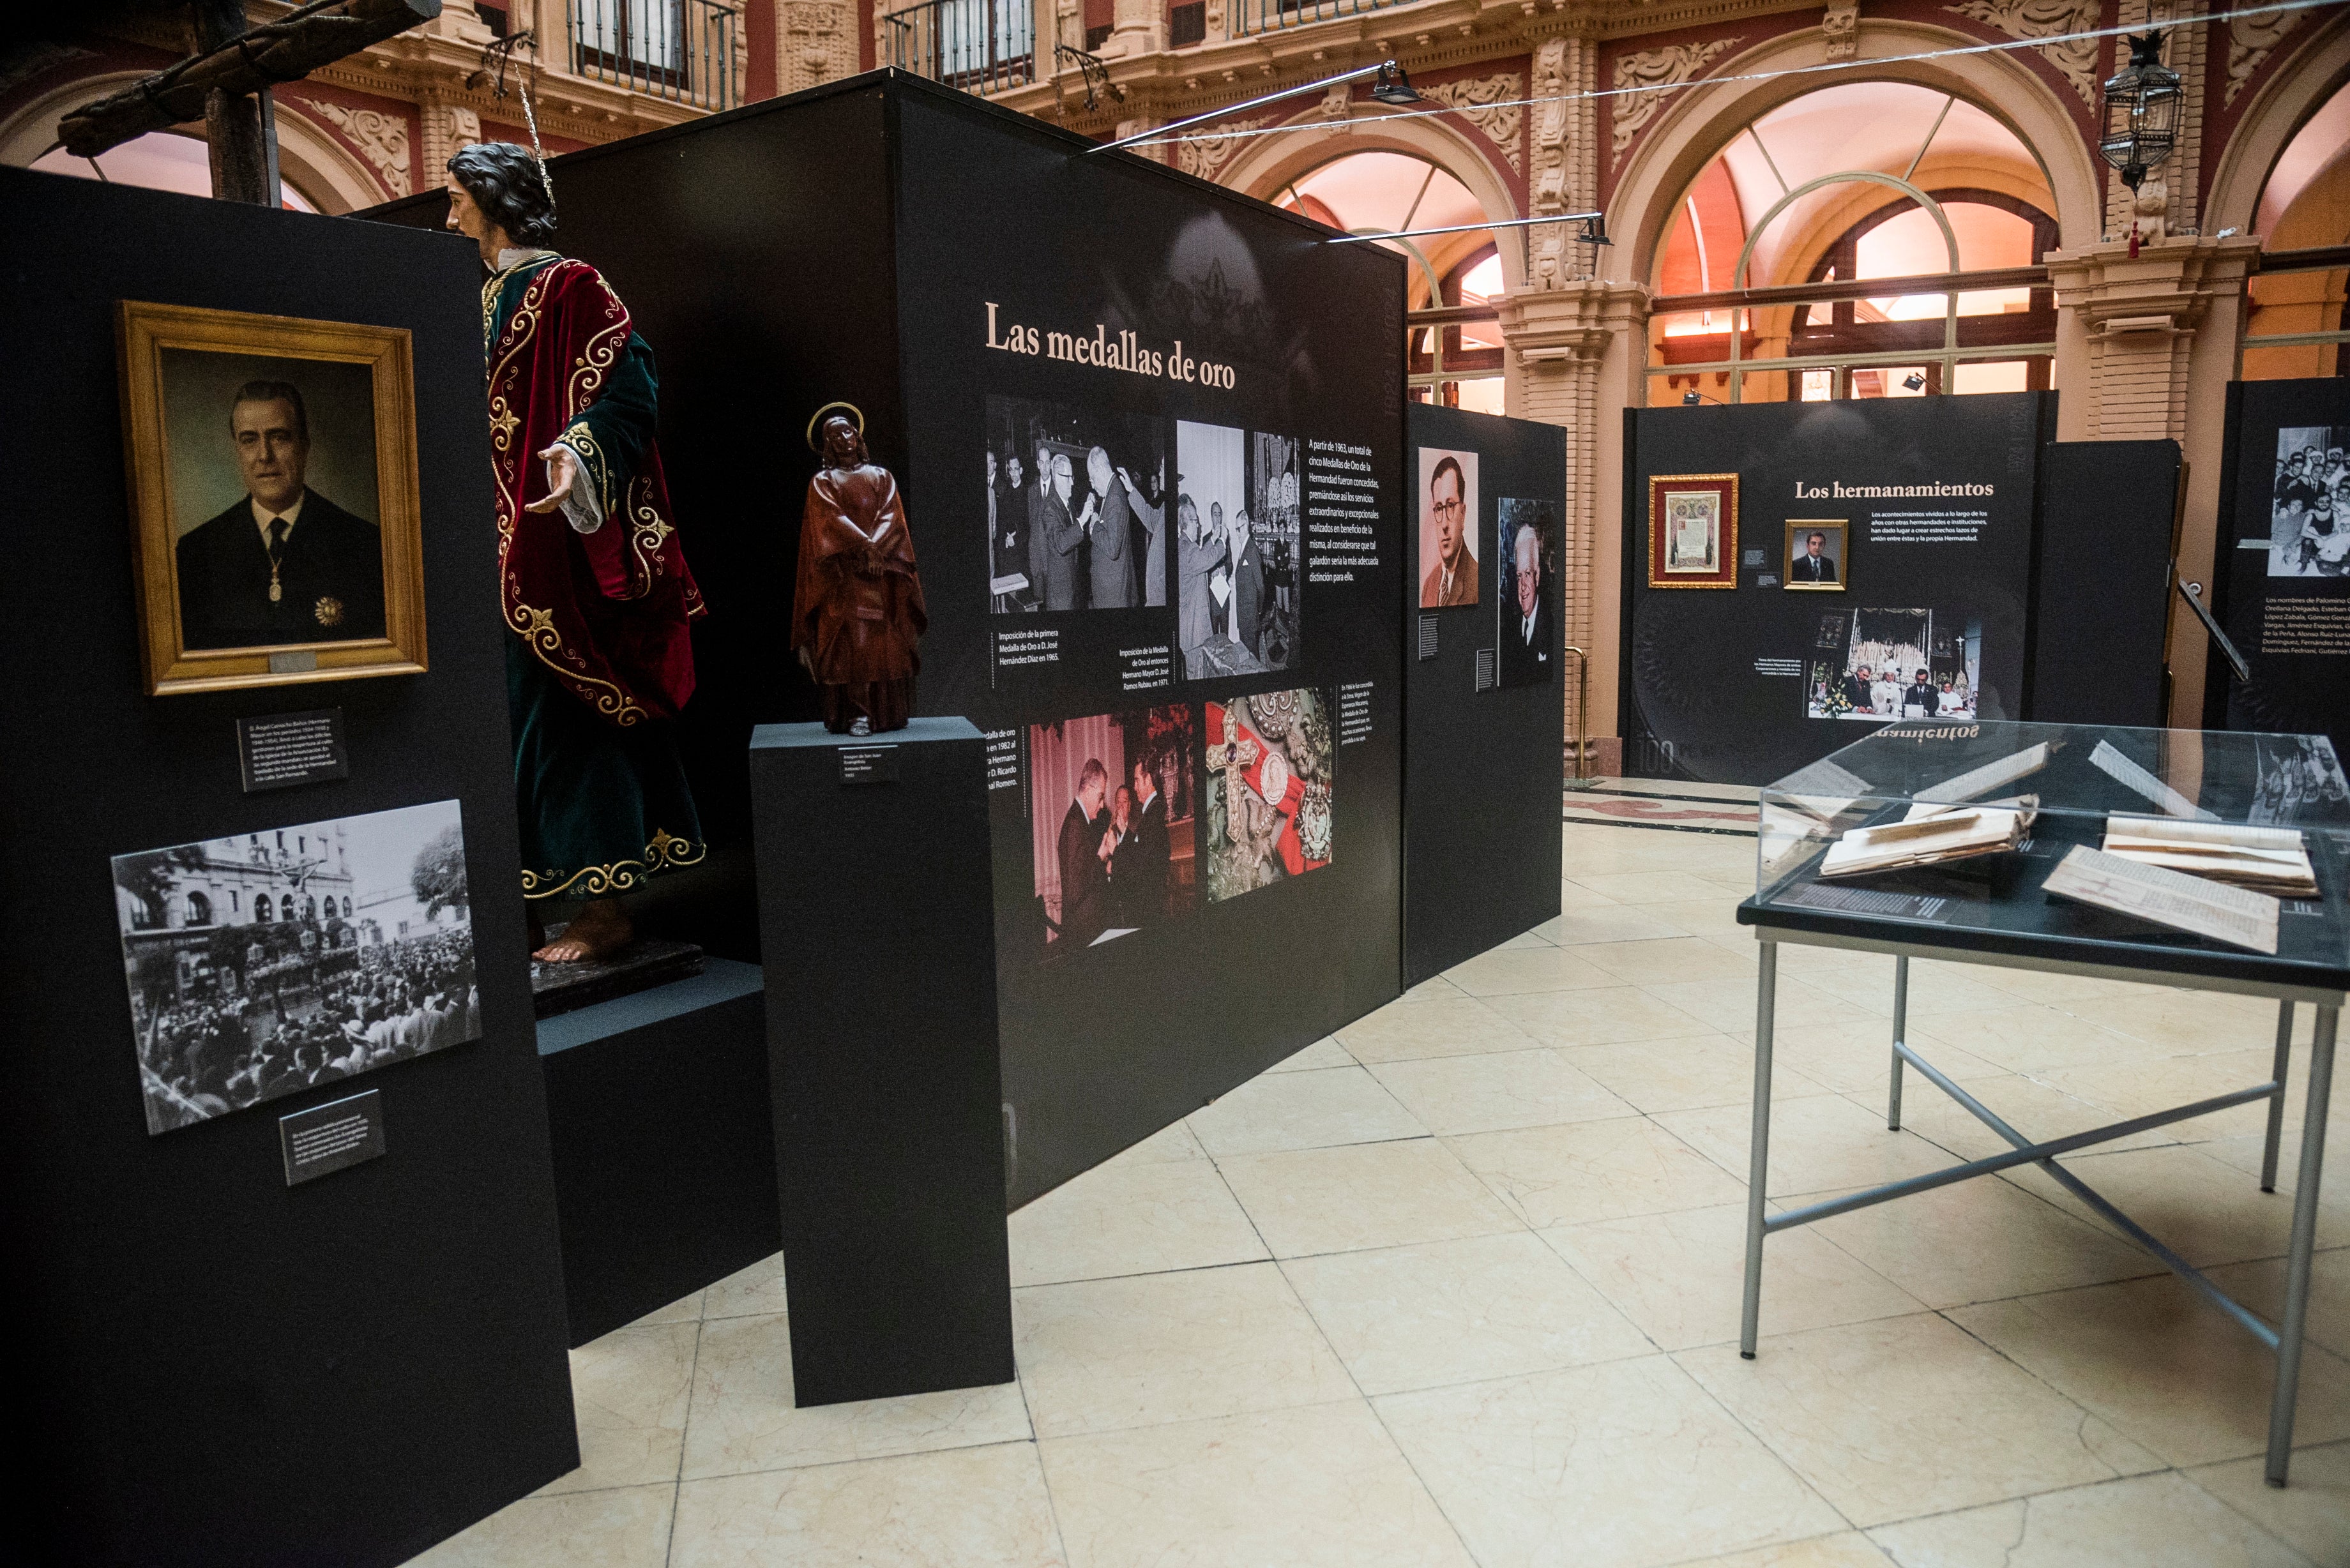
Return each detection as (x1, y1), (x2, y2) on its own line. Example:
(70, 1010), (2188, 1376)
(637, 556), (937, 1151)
(483, 255), (703, 727)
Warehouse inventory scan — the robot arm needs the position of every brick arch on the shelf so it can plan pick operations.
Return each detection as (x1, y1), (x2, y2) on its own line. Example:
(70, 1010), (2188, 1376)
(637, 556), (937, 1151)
(1218, 108), (1528, 293)
(2205, 8), (2350, 239)
(1604, 20), (2104, 290)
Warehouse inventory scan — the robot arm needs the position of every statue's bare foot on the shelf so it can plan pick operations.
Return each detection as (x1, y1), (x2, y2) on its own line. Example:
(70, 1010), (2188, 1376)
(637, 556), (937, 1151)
(533, 899), (634, 963)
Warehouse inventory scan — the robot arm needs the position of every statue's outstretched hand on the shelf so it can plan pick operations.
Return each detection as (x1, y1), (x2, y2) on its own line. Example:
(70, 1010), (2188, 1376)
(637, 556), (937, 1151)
(527, 443), (580, 513)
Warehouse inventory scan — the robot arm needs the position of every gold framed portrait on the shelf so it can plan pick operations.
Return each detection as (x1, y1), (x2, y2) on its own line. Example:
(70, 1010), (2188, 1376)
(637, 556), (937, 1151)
(117, 300), (427, 697)
(1784, 519), (1848, 592)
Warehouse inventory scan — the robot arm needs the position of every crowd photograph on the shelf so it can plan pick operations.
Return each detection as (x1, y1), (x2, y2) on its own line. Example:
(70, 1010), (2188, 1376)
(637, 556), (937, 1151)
(1804, 607), (1983, 721)
(1175, 421), (1301, 678)
(1026, 704), (1199, 959)
(985, 395), (1169, 613)
(112, 801), (480, 1135)
(2265, 425), (2350, 577)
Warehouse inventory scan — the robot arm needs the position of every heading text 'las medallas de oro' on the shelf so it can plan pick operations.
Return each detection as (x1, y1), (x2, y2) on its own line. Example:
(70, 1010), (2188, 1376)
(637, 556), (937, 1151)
(984, 303), (1238, 390)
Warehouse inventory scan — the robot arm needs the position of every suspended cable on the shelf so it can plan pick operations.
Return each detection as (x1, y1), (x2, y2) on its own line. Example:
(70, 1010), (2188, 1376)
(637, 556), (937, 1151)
(1118, 0), (2335, 154)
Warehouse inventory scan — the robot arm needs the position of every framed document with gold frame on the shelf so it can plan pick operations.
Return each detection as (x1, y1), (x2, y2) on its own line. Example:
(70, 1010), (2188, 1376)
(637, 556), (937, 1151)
(1783, 519), (1848, 591)
(1647, 472), (1738, 589)
(117, 300), (427, 696)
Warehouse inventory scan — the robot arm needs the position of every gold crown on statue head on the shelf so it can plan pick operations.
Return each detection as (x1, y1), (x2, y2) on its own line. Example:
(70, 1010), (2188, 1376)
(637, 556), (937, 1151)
(807, 401), (865, 452)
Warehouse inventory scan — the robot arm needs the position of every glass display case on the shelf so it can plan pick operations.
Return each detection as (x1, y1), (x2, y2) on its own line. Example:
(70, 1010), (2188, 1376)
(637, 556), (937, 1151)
(1739, 723), (2350, 1489)
(1750, 720), (2350, 990)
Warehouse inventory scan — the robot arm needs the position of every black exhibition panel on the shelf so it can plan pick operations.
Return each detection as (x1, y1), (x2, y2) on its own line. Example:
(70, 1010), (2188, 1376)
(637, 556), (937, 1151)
(0, 168), (577, 1566)
(750, 720), (1012, 1404)
(1621, 392), (2056, 786)
(2207, 377), (2350, 755)
(537, 960), (778, 1346)
(2027, 439), (2181, 727)
(1402, 402), (1567, 984)
(371, 69), (1409, 1207)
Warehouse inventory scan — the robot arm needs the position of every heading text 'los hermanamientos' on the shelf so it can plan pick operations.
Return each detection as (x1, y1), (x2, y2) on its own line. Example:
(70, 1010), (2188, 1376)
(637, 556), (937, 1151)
(1794, 480), (1996, 498)
(985, 302), (1237, 389)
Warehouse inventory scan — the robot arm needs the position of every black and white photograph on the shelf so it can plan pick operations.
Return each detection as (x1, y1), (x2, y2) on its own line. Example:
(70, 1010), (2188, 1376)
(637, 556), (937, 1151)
(1784, 519), (1847, 591)
(1206, 689), (1334, 903)
(1026, 705), (1199, 958)
(113, 799), (480, 1135)
(1249, 431), (1303, 668)
(1496, 497), (1556, 687)
(2265, 425), (2350, 577)
(1803, 607), (1982, 721)
(985, 395), (1168, 612)
(1175, 420), (1296, 678)
(2252, 733), (2350, 823)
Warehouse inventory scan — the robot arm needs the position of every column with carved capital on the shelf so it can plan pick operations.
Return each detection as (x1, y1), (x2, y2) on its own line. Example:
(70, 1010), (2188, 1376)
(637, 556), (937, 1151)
(780, 0), (860, 94)
(2045, 234), (2261, 725)
(1499, 281), (1651, 765)
(1522, 29), (1596, 294)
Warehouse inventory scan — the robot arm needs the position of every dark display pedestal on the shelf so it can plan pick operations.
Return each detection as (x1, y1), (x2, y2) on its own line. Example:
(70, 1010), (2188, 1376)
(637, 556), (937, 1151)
(532, 935), (709, 1018)
(363, 70), (1409, 1209)
(749, 718), (1013, 1406)
(538, 959), (778, 1345)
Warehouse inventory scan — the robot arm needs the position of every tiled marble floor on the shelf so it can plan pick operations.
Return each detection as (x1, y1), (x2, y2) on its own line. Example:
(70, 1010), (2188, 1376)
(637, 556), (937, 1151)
(410, 815), (2350, 1567)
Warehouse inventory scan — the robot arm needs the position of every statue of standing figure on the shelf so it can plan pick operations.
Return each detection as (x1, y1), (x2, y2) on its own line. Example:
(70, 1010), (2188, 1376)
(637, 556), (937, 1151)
(792, 404), (927, 734)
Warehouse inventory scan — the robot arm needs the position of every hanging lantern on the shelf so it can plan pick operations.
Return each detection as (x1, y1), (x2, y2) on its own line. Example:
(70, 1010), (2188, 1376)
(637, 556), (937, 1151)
(2098, 31), (2183, 192)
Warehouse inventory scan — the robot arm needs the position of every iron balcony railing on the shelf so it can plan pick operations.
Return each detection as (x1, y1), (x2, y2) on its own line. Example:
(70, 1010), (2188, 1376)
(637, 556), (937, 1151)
(572, 0), (739, 111)
(1226, 0), (1393, 38)
(886, 0), (1035, 95)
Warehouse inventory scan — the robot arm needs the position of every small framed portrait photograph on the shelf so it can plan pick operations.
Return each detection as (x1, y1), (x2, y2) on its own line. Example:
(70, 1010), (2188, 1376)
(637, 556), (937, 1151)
(1647, 472), (1738, 589)
(1418, 446), (1480, 608)
(1784, 520), (1847, 591)
(117, 301), (427, 697)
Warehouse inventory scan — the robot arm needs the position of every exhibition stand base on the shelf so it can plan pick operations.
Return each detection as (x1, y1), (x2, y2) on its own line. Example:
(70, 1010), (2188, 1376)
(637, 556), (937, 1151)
(538, 959), (782, 1346)
(750, 718), (1015, 1406)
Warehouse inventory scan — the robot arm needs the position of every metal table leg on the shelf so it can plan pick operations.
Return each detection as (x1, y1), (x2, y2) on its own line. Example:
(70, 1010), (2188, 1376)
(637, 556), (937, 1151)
(2264, 1002), (2295, 1194)
(1888, 954), (1909, 1131)
(2268, 1004), (2337, 1487)
(1741, 939), (1778, 1359)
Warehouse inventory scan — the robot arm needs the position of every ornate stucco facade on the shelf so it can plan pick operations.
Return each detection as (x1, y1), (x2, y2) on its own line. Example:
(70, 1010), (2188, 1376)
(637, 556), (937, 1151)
(8, 0), (2344, 751)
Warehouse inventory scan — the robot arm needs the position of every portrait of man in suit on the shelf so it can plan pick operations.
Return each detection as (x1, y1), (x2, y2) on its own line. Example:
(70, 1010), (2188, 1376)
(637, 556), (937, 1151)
(1784, 521), (1846, 591)
(1418, 448), (1479, 608)
(1055, 757), (1113, 950)
(173, 377), (387, 652)
(1113, 753), (1172, 926)
(1496, 500), (1555, 688)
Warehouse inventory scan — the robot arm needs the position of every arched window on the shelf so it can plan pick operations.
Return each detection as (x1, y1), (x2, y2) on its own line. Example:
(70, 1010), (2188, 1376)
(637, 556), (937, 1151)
(305, 895), (318, 922)
(27, 131), (321, 211)
(185, 891), (211, 926)
(2243, 80), (2350, 381)
(342, 896), (353, 918)
(1273, 150), (1506, 412)
(1648, 82), (2061, 403)
(254, 894), (272, 923)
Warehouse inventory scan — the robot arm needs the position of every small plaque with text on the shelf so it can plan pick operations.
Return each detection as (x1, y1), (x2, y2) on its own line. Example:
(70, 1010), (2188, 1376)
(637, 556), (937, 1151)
(840, 745), (899, 785)
(279, 1089), (386, 1186)
(236, 708), (348, 793)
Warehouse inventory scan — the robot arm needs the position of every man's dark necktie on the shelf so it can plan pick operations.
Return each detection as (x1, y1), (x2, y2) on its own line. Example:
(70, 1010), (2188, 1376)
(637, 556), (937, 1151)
(267, 518), (288, 603)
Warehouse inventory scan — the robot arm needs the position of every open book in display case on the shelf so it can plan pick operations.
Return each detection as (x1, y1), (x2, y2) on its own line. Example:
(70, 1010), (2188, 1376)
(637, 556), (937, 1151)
(1754, 720), (2350, 981)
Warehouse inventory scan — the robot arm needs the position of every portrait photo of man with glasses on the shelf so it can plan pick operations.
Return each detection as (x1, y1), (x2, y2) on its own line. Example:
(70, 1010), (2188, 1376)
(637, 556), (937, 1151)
(1418, 446), (1479, 609)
